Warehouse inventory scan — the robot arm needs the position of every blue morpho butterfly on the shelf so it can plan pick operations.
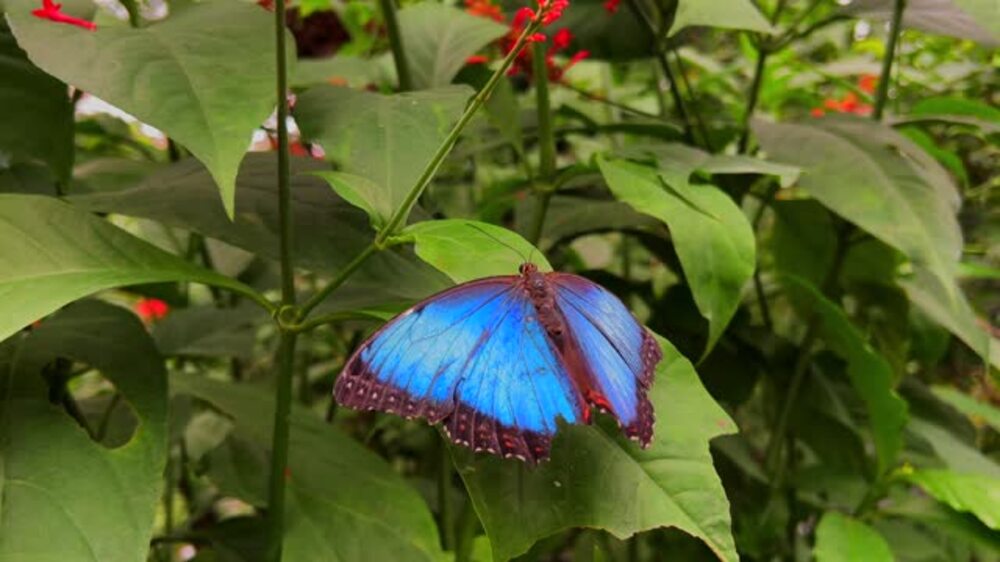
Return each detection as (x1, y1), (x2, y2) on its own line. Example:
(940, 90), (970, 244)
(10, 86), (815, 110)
(334, 258), (662, 464)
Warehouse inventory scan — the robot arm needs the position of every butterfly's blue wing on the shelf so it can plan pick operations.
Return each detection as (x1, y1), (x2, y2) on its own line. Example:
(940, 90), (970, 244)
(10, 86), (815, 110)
(335, 278), (585, 462)
(551, 274), (661, 446)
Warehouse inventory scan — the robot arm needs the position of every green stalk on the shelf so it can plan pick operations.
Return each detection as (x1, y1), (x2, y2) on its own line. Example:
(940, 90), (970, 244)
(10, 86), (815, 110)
(265, 0), (299, 556)
(298, 20), (542, 319)
(375, 20), (542, 244)
(737, 0), (788, 153)
(873, 0), (906, 120)
(379, 0), (413, 92)
(530, 41), (556, 246)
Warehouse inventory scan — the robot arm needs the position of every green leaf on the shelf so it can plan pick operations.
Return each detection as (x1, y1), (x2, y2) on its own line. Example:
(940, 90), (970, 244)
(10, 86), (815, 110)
(312, 171), (392, 230)
(781, 275), (908, 475)
(754, 118), (962, 289)
(70, 154), (451, 307)
(671, 0), (774, 36)
(0, 194), (262, 343)
(598, 154), (755, 357)
(932, 386), (1000, 433)
(292, 55), (377, 89)
(405, 219), (551, 284)
(398, 3), (507, 90)
(814, 512), (893, 562)
(548, 0), (650, 61)
(151, 305), (266, 359)
(905, 469), (1000, 530)
(173, 374), (447, 562)
(0, 300), (167, 562)
(6, 0), (281, 217)
(772, 200), (837, 286)
(294, 85), (472, 221)
(455, 337), (739, 562)
(844, 0), (999, 47)
(909, 418), (1000, 478)
(0, 21), (73, 182)
(900, 266), (1000, 369)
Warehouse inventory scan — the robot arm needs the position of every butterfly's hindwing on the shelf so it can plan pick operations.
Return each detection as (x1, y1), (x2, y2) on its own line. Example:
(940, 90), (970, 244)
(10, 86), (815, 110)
(335, 278), (585, 462)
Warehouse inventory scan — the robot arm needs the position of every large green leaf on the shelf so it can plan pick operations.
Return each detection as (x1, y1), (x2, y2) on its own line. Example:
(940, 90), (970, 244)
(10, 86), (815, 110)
(782, 275), (908, 475)
(905, 469), (1000, 530)
(0, 21), (72, 182)
(455, 337), (738, 562)
(405, 219), (551, 284)
(932, 386), (1000, 433)
(901, 266), (999, 369)
(294, 85), (472, 223)
(753, 118), (989, 365)
(398, 3), (507, 89)
(71, 154), (451, 307)
(671, 0), (773, 35)
(814, 512), (893, 562)
(173, 374), (447, 562)
(754, 118), (962, 287)
(151, 305), (266, 359)
(0, 194), (261, 343)
(0, 300), (167, 561)
(6, 0), (280, 217)
(844, 0), (999, 47)
(598, 154), (755, 357)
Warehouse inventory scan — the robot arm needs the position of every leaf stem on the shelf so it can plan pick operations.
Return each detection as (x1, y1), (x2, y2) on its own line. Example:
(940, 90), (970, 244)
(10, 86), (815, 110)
(379, 0), (413, 92)
(266, 332), (299, 562)
(375, 21), (543, 245)
(530, 41), (556, 246)
(266, 0), (299, 557)
(873, 0), (906, 120)
(626, 0), (697, 146)
(297, 242), (378, 319)
(439, 439), (456, 551)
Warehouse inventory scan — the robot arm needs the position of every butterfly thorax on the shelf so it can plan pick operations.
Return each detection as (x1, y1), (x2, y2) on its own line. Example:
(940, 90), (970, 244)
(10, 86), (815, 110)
(519, 263), (563, 336)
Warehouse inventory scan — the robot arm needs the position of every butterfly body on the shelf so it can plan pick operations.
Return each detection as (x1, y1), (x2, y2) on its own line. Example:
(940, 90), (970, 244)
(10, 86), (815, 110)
(335, 263), (662, 463)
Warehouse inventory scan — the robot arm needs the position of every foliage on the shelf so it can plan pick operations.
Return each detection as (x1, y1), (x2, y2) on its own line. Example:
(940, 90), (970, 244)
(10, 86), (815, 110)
(0, 0), (997, 561)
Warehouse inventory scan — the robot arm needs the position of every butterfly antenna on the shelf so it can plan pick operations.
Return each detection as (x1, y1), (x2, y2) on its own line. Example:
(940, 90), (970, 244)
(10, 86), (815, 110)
(467, 222), (530, 263)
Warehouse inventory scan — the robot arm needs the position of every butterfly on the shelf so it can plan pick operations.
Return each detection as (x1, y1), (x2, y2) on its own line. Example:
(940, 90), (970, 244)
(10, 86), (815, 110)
(334, 262), (662, 464)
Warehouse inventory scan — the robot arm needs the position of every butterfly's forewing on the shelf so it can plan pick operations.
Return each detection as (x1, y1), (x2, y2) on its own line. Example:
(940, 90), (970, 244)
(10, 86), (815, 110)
(335, 277), (585, 462)
(551, 273), (662, 446)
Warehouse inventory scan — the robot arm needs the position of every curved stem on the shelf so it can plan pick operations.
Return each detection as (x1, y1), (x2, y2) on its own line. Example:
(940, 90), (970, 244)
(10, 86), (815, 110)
(298, 243), (378, 319)
(375, 19), (542, 244)
(531, 41), (556, 246)
(873, 0), (906, 120)
(379, 0), (413, 92)
(266, 0), (298, 556)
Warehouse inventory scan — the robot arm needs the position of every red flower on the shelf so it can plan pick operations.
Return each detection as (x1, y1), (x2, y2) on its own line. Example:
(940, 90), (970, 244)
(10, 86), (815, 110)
(135, 298), (170, 322)
(604, 0), (621, 13)
(858, 74), (878, 94)
(31, 0), (96, 30)
(465, 55), (490, 65)
(464, 0), (504, 22)
(812, 90), (872, 117)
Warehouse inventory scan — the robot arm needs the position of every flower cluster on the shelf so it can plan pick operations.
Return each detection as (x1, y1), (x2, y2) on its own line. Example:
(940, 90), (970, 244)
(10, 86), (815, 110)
(811, 74), (877, 117)
(31, 0), (96, 30)
(135, 298), (170, 322)
(465, 0), (587, 82)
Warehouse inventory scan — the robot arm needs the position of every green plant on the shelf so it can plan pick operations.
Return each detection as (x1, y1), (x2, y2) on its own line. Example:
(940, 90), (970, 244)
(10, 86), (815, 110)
(0, 0), (997, 560)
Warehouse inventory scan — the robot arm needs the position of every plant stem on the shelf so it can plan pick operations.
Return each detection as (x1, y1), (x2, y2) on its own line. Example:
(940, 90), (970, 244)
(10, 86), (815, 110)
(561, 81), (662, 121)
(439, 440), (456, 551)
(738, 0), (790, 153)
(673, 49), (713, 151)
(266, 0), (298, 556)
(737, 50), (768, 154)
(379, 0), (413, 92)
(298, 242), (378, 319)
(764, 323), (817, 479)
(375, 20), (542, 245)
(625, 0), (697, 145)
(873, 0), (906, 120)
(266, 332), (299, 562)
(531, 41), (556, 246)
